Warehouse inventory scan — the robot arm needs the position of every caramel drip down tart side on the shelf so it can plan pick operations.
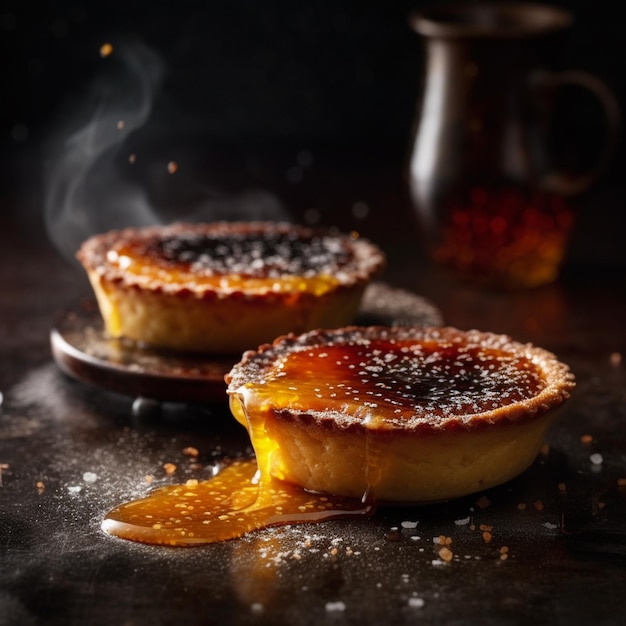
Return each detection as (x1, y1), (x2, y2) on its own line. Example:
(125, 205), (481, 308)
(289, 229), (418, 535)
(77, 222), (385, 354)
(226, 326), (575, 503)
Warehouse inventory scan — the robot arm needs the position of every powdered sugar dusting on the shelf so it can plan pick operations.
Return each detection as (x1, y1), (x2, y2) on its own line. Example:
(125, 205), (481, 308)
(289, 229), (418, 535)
(227, 326), (575, 432)
(155, 231), (353, 279)
(82, 221), (385, 294)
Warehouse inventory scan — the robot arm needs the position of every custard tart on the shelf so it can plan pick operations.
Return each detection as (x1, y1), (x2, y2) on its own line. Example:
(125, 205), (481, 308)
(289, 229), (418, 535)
(226, 326), (575, 503)
(76, 222), (385, 354)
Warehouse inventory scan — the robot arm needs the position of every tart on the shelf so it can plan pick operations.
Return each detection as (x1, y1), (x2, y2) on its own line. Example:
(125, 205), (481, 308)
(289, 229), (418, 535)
(226, 326), (575, 503)
(76, 222), (385, 354)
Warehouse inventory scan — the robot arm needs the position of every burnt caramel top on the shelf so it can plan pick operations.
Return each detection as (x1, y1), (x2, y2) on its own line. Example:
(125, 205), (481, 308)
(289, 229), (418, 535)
(226, 326), (575, 433)
(77, 222), (385, 297)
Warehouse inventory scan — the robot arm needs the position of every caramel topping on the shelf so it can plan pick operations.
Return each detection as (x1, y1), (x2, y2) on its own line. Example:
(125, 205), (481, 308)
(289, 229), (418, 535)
(227, 327), (567, 432)
(148, 230), (352, 278)
(237, 342), (542, 429)
(109, 232), (345, 294)
(102, 460), (373, 546)
(80, 222), (385, 297)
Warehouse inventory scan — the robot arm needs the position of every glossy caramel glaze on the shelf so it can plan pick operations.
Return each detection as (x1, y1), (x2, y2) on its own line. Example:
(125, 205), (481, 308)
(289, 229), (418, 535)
(226, 326), (575, 434)
(78, 222), (385, 298)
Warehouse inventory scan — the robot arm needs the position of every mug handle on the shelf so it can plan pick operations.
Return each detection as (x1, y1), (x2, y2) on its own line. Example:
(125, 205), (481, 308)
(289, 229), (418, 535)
(534, 70), (621, 196)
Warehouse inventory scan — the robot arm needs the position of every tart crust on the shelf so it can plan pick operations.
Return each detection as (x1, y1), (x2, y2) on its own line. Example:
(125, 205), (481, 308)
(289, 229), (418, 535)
(226, 326), (575, 503)
(76, 222), (385, 354)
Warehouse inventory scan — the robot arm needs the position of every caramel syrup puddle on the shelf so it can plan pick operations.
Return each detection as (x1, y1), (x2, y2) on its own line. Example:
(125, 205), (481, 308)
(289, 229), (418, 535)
(102, 460), (374, 546)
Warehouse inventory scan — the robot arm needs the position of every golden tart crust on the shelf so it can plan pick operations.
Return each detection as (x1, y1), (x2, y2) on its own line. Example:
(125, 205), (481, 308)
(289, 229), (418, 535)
(76, 222), (385, 354)
(226, 326), (575, 503)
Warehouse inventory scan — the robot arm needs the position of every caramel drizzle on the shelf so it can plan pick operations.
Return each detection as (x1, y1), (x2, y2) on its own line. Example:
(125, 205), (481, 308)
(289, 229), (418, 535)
(102, 460), (374, 546)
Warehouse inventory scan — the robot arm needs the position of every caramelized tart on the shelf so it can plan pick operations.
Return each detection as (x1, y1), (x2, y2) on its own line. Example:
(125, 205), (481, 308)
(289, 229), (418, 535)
(76, 222), (385, 354)
(226, 326), (575, 503)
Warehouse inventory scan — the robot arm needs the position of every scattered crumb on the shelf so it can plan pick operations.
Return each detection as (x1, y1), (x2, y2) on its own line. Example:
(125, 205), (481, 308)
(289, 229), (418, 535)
(117, 120), (125, 130)
(250, 603), (264, 614)
(401, 520), (418, 529)
(145, 475), (154, 484)
(558, 483), (567, 493)
(99, 42), (113, 57)
(185, 479), (199, 488)
(129, 153), (136, 164)
(408, 597), (425, 608)
(454, 516), (471, 526)
(617, 478), (626, 490)
(325, 601), (346, 613)
(580, 434), (593, 445)
(438, 546), (453, 562)
(83, 472), (98, 483)
(36, 481), (45, 494)
(183, 447), (199, 458)
(482, 531), (492, 544)
(167, 161), (178, 174)
(610, 352), (622, 367)
(534, 500), (544, 512)
(517, 503), (527, 510)
(475, 495), (491, 509)
(479, 524), (493, 532)
(163, 463), (177, 475)
(590, 453), (603, 466)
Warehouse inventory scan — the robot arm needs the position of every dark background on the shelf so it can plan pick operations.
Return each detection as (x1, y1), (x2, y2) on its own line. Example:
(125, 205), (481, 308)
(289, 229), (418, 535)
(1, 0), (625, 267)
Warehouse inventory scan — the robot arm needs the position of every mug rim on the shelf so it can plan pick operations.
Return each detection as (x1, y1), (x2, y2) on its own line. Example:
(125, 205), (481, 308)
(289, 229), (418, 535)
(410, 1), (573, 39)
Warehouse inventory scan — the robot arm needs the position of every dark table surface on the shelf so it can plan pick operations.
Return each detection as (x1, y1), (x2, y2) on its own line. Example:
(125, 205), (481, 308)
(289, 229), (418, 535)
(1, 162), (626, 626)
